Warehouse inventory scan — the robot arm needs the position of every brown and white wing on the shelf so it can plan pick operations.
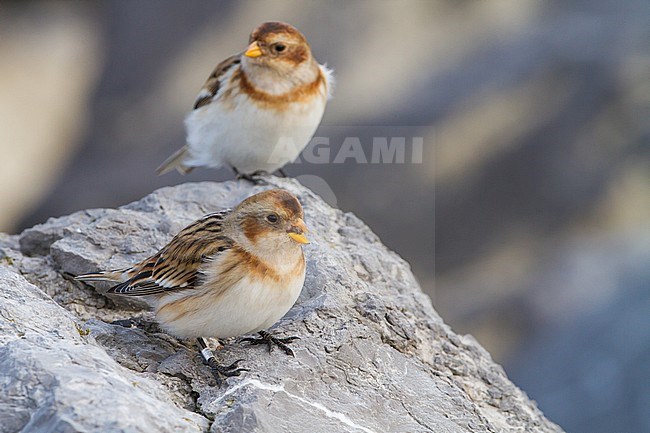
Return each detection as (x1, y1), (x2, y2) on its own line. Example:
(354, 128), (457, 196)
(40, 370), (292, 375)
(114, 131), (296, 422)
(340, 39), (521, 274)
(106, 210), (233, 296)
(155, 54), (242, 175)
(193, 54), (241, 109)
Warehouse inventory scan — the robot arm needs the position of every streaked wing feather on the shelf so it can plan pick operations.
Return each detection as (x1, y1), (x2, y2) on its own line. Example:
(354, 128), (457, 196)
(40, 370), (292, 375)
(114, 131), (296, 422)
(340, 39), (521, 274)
(108, 281), (169, 297)
(106, 210), (233, 296)
(76, 268), (128, 283)
(193, 55), (241, 109)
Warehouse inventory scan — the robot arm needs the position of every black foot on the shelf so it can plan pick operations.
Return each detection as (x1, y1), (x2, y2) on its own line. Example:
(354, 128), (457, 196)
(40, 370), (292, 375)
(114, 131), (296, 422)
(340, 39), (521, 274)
(111, 318), (137, 328)
(232, 167), (268, 184)
(110, 317), (161, 333)
(275, 168), (288, 178)
(197, 337), (248, 386)
(206, 358), (247, 385)
(236, 172), (266, 184)
(241, 330), (299, 357)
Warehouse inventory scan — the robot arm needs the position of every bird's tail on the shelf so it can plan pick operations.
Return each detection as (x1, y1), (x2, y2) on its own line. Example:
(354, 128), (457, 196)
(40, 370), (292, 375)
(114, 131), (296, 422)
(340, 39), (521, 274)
(75, 269), (128, 283)
(155, 145), (195, 175)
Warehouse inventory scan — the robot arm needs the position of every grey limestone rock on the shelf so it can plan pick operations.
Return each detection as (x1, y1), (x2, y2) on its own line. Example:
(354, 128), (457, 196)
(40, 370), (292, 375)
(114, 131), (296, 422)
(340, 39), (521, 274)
(0, 178), (563, 433)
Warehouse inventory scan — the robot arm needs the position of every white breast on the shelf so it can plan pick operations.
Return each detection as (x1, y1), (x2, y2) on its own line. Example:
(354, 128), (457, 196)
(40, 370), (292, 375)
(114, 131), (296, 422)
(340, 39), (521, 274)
(183, 68), (329, 174)
(153, 270), (306, 339)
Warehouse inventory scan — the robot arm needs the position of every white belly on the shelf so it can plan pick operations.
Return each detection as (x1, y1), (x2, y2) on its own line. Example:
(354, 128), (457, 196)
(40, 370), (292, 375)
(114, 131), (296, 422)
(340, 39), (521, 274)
(184, 94), (326, 174)
(153, 271), (305, 339)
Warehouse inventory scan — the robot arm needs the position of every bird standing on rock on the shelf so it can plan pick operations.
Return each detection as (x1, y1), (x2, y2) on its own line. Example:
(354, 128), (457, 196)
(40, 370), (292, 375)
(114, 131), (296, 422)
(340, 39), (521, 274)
(76, 189), (309, 384)
(156, 21), (333, 180)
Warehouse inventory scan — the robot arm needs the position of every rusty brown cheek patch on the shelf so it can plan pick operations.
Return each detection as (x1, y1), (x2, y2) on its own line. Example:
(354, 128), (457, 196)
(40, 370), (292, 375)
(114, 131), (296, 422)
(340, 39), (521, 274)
(285, 46), (308, 64)
(241, 217), (266, 244)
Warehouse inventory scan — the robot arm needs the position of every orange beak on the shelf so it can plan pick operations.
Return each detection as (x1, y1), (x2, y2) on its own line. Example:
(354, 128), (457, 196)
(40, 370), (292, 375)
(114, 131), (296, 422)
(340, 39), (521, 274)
(244, 41), (263, 58)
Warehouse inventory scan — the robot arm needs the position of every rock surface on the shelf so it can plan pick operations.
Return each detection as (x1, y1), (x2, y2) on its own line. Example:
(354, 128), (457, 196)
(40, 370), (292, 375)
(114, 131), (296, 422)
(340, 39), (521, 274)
(0, 178), (563, 433)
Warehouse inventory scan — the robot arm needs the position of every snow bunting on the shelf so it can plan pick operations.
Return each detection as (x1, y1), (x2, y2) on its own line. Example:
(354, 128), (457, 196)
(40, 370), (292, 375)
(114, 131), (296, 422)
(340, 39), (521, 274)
(76, 189), (309, 383)
(156, 21), (333, 178)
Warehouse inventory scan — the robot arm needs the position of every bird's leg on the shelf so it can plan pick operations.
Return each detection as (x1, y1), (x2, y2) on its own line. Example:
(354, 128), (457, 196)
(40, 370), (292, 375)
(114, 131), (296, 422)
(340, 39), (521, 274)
(111, 318), (138, 328)
(247, 170), (273, 184)
(232, 166), (267, 184)
(111, 317), (161, 333)
(240, 330), (299, 357)
(197, 337), (247, 386)
(275, 168), (288, 178)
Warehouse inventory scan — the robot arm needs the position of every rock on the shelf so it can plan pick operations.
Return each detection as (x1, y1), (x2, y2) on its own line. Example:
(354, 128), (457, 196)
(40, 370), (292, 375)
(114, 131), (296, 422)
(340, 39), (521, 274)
(0, 178), (563, 433)
(0, 267), (208, 433)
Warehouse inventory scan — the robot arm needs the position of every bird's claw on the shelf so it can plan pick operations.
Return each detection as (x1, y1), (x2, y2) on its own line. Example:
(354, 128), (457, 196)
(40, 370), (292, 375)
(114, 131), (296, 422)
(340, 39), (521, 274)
(234, 169), (269, 184)
(241, 331), (299, 356)
(110, 317), (160, 332)
(111, 319), (136, 328)
(206, 357), (249, 385)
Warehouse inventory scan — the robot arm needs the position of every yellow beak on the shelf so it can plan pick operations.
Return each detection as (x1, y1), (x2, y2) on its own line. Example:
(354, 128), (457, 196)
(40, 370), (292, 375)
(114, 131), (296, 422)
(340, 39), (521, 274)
(288, 232), (309, 244)
(244, 41), (263, 58)
(288, 219), (309, 244)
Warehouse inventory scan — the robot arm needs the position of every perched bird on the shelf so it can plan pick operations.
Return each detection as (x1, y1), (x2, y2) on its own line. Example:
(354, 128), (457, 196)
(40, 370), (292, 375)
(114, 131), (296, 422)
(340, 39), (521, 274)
(156, 21), (333, 179)
(76, 189), (309, 383)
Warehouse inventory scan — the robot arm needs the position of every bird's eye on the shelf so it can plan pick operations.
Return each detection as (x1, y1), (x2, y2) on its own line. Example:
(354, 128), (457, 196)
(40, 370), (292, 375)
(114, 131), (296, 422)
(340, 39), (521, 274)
(266, 214), (279, 223)
(273, 43), (286, 53)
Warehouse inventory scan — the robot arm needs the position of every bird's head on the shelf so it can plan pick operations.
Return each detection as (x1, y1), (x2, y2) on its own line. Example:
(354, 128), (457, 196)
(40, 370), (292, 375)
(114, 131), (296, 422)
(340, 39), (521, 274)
(231, 189), (309, 258)
(242, 22), (313, 72)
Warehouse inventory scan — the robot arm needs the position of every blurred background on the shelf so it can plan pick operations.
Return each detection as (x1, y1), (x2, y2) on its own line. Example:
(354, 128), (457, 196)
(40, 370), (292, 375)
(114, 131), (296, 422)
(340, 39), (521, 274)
(1, 1), (648, 431)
